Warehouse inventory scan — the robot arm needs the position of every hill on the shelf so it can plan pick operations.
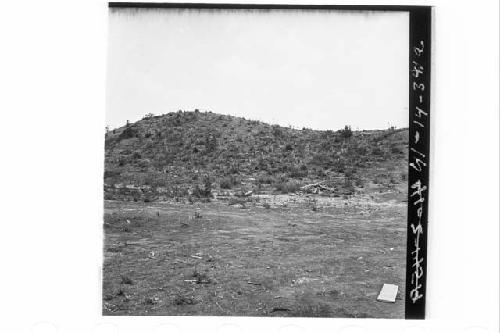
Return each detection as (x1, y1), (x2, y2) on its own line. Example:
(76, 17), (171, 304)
(104, 110), (408, 201)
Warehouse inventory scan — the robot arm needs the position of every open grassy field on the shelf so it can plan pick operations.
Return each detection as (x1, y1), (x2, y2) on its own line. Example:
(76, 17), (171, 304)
(102, 189), (406, 317)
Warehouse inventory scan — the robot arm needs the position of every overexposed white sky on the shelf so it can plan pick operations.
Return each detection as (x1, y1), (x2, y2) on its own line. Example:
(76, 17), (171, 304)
(107, 8), (408, 130)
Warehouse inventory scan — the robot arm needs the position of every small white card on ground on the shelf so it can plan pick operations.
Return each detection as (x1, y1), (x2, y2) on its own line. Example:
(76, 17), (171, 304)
(377, 284), (398, 303)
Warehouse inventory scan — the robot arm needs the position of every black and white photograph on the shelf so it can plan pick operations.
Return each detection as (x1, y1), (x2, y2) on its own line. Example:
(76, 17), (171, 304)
(103, 3), (428, 318)
(1, 0), (499, 332)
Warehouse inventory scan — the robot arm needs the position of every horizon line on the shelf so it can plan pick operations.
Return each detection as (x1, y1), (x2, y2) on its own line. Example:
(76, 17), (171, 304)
(106, 109), (409, 132)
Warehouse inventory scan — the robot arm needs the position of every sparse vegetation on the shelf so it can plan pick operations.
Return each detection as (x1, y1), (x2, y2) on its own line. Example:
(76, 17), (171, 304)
(103, 195), (407, 317)
(104, 111), (407, 201)
(103, 111), (408, 318)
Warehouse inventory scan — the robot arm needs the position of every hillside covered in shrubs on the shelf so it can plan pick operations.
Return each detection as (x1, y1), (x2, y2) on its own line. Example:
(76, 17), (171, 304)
(104, 110), (408, 201)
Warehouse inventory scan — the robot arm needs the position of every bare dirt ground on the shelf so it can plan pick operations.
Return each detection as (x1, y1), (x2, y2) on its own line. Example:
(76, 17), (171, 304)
(102, 191), (406, 317)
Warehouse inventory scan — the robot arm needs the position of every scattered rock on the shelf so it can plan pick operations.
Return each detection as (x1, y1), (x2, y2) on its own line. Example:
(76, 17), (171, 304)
(103, 302), (117, 312)
(144, 296), (160, 305)
(293, 277), (317, 285)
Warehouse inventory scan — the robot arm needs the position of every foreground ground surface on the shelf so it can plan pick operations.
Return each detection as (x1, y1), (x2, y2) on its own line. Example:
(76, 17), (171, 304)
(103, 192), (406, 318)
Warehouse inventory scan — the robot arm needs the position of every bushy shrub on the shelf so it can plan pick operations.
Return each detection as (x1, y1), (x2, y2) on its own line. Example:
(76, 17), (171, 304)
(372, 147), (384, 156)
(257, 174), (275, 184)
(203, 176), (212, 195)
(356, 145), (368, 155)
(205, 134), (217, 152)
(220, 175), (238, 189)
(275, 180), (301, 193)
(228, 197), (248, 206)
(191, 176), (212, 198)
(173, 294), (196, 305)
(228, 165), (239, 174)
(342, 179), (356, 195)
(272, 125), (284, 138)
(391, 145), (403, 154)
(354, 177), (365, 188)
(344, 168), (356, 178)
(290, 166), (308, 179)
(311, 153), (332, 168)
(316, 168), (327, 178)
(340, 125), (353, 139)
(321, 130), (334, 139)
(120, 275), (134, 285)
(119, 126), (138, 140)
(334, 160), (346, 173)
